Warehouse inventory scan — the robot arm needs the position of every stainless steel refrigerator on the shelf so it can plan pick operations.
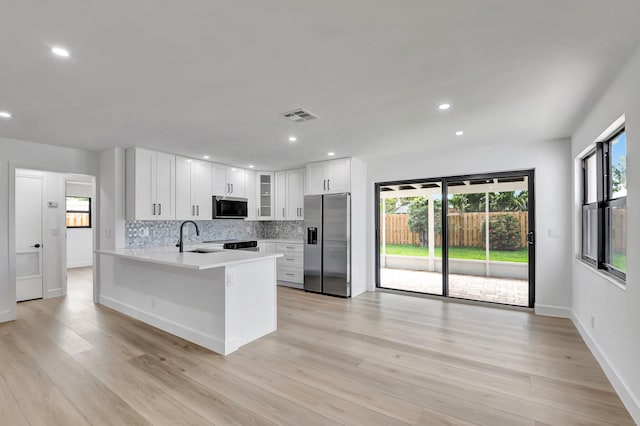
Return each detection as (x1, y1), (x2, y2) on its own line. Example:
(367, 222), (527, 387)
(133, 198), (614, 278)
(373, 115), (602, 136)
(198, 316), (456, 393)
(303, 193), (351, 297)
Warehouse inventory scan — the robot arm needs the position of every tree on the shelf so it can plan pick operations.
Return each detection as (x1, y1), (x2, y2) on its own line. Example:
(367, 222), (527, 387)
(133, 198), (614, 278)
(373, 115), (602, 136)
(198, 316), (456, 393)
(482, 214), (522, 250)
(407, 197), (429, 247)
(612, 155), (627, 196)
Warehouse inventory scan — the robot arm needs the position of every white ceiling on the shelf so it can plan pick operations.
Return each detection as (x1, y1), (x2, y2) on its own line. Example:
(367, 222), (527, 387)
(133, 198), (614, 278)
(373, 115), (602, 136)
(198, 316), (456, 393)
(1, 1), (639, 170)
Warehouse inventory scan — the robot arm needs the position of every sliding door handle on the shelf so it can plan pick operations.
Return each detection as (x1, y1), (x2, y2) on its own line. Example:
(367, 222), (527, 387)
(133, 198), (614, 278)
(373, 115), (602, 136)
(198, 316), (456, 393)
(30, 244), (41, 248)
(527, 231), (535, 245)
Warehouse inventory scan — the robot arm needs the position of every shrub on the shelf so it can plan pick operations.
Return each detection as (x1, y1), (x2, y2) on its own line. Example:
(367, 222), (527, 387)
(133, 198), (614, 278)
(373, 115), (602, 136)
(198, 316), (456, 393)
(483, 214), (521, 251)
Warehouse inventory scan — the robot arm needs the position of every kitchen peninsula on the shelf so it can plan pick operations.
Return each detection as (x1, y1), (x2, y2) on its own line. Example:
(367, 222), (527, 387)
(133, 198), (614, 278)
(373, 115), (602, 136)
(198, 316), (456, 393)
(96, 246), (282, 355)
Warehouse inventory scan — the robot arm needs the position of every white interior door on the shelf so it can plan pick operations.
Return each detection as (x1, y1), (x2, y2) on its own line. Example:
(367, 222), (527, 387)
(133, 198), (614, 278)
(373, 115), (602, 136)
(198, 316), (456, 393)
(16, 175), (44, 301)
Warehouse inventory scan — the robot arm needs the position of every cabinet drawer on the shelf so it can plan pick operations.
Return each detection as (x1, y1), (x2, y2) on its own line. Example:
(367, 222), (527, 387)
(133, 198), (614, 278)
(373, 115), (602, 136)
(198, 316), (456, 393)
(276, 242), (303, 253)
(277, 267), (303, 284)
(277, 252), (303, 268)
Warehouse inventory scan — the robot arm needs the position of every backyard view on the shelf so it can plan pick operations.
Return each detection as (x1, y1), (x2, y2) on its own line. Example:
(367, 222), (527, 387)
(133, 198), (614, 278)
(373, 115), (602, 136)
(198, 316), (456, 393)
(379, 175), (531, 306)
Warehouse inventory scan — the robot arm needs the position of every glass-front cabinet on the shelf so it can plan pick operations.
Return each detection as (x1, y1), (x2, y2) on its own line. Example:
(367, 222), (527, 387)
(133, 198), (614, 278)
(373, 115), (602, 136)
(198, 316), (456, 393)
(257, 172), (274, 220)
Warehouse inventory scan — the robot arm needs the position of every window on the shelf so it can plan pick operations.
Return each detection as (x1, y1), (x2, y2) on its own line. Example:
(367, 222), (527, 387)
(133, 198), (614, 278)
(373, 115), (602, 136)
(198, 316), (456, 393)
(581, 127), (626, 281)
(66, 196), (91, 228)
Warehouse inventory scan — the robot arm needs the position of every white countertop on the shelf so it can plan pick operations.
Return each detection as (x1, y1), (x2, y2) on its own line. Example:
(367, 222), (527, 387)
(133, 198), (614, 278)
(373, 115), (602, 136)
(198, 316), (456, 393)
(96, 245), (282, 270)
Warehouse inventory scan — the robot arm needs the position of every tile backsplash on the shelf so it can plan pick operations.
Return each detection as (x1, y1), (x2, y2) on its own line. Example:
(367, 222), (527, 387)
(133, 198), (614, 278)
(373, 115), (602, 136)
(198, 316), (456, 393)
(261, 221), (304, 239)
(125, 220), (304, 248)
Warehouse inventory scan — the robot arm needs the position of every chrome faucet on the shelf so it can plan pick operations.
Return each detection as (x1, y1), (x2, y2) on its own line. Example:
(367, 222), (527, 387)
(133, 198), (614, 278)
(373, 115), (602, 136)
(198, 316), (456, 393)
(177, 221), (200, 252)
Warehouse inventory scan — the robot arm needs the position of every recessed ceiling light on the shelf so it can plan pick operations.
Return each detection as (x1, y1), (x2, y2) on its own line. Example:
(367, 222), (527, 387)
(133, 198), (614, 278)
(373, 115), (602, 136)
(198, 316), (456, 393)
(327, 152), (335, 156)
(289, 136), (297, 142)
(438, 103), (451, 110)
(186, 159), (193, 163)
(51, 46), (70, 58)
(249, 165), (255, 169)
(231, 168), (237, 171)
(0, 111), (11, 119)
(203, 155), (210, 159)
(455, 131), (464, 136)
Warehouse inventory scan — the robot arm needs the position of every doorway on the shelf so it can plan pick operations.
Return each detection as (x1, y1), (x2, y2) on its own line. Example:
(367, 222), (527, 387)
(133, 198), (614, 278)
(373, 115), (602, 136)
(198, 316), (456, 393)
(65, 179), (95, 301)
(376, 170), (535, 308)
(14, 168), (96, 304)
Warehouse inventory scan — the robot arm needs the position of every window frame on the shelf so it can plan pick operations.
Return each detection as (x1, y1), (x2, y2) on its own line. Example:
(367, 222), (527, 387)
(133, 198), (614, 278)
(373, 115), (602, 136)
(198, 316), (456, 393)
(581, 126), (626, 282)
(66, 196), (92, 229)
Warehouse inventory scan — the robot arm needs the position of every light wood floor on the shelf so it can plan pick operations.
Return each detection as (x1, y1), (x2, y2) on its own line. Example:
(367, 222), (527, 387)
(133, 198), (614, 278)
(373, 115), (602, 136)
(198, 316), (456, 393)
(0, 267), (633, 425)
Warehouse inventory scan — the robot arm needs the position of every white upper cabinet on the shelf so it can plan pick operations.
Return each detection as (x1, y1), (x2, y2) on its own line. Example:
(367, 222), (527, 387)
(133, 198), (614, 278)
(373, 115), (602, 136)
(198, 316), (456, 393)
(257, 172), (274, 220)
(287, 168), (305, 220)
(305, 158), (351, 195)
(244, 169), (257, 220)
(176, 156), (212, 220)
(274, 168), (305, 221)
(126, 148), (176, 220)
(212, 163), (246, 197)
(274, 171), (287, 220)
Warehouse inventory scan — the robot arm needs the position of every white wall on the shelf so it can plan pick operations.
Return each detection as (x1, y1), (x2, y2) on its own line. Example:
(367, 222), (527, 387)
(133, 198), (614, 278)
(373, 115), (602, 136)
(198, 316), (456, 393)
(66, 180), (94, 268)
(365, 138), (573, 312)
(571, 45), (640, 422)
(0, 136), (98, 322)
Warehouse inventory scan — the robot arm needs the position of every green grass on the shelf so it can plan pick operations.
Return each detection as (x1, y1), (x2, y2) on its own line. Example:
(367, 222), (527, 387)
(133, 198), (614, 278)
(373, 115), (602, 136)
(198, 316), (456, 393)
(382, 244), (528, 263)
(611, 252), (627, 272)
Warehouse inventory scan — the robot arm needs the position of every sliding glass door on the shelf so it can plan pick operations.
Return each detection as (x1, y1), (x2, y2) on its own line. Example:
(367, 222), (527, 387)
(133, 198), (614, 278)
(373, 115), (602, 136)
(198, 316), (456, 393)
(376, 170), (535, 308)
(378, 180), (443, 295)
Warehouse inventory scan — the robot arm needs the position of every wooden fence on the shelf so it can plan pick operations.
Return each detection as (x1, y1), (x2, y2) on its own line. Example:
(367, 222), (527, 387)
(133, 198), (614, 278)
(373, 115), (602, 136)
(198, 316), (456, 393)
(384, 212), (529, 248)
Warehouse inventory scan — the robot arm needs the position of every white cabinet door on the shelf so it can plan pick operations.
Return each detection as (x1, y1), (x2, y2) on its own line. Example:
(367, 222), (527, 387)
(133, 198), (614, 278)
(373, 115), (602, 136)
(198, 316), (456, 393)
(130, 148), (155, 220)
(244, 169), (257, 220)
(155, 151), (176, 219)
(306, 162), (325, 195)
(287, 169), (305, 220)
(274, 171), (287, 220)
(175, 156), (193, 220)
(257, 172), (274, 219)
(227, 168), (245, 197)
(192, 159), (212, 219)
(326, 158), (351, 193)
(211, 163), (228, 196)
(126, 148), (175, 220)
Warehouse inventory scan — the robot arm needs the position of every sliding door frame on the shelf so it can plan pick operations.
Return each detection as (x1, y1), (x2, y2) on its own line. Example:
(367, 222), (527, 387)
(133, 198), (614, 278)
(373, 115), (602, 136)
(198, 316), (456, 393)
(375, 169), (536, 308)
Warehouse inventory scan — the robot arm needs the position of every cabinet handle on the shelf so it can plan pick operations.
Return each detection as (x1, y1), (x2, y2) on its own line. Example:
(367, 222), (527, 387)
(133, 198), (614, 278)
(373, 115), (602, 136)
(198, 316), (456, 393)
(153, 203), (156, 215)
(192, 205), (195, 216)
(286, 258), (295, 261)
(283, 207), (285, 217)
(197, 205), (200, 216)
(323, 179), (326, 190)
(327, 179), (330, 191)
(286, 273), (294, 276)
(158, 203), (162, 215)
(286, 246), (294, 249)
(231, 183), (234, 193)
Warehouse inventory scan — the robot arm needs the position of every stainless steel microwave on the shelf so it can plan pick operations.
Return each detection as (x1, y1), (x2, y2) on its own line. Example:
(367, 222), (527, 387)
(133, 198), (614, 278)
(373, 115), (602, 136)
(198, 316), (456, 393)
(212, 196), (248, 219)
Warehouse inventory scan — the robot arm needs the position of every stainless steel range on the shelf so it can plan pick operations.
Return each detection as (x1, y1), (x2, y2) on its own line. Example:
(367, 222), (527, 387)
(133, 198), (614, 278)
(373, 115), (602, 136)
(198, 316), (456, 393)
(202, 240), (259, 251)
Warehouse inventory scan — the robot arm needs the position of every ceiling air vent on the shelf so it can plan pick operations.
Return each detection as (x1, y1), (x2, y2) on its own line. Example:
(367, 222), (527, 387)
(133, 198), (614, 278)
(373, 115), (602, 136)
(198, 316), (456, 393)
(281, 108), (319, 123)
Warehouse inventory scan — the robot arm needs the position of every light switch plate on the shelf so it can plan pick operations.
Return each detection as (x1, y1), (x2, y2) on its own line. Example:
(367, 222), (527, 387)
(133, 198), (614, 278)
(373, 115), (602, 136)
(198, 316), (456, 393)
(47, 201), (58, 208)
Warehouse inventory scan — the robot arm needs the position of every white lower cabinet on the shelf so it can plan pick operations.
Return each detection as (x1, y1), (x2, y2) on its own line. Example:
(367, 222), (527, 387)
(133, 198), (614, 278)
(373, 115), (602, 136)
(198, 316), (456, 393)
(258, 241), (304, 287)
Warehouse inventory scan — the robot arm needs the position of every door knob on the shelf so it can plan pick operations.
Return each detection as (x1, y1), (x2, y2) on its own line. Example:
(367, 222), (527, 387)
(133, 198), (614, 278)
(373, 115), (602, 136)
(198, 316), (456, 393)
(31, 244), (41, 248)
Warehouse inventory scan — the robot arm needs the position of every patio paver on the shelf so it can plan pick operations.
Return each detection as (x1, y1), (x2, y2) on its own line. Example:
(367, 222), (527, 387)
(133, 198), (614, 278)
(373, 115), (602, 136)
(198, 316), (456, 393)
(380, 267), (529, 306)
